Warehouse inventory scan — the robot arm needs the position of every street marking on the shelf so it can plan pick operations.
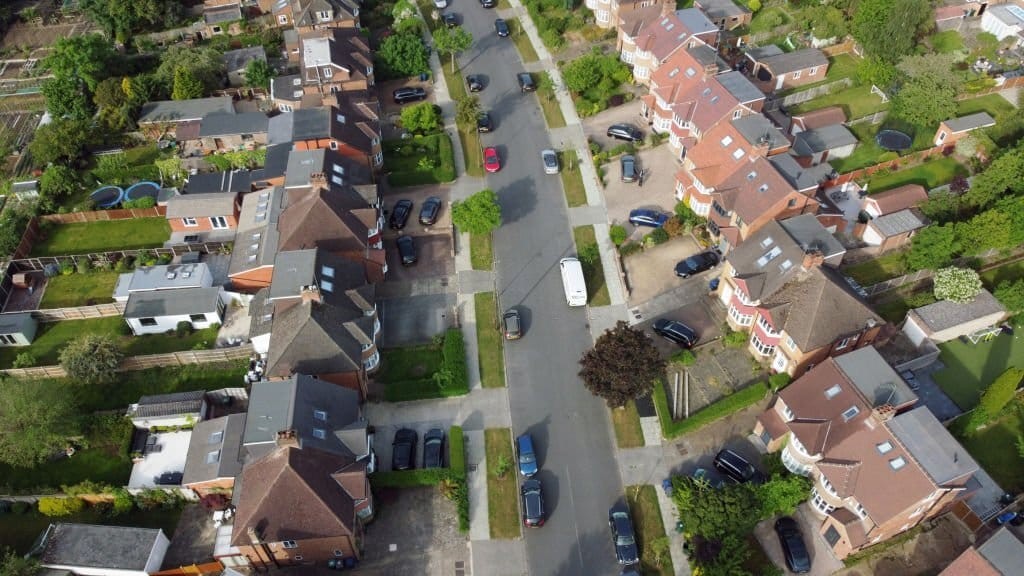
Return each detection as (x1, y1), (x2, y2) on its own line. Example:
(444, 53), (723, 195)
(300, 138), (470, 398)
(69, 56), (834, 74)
(565, 466), (585, 571)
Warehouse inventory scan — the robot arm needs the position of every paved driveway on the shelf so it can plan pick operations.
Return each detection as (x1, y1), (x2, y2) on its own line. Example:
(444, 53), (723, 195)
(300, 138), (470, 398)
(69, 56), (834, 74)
(384, 235), (454, 281)
(622, 236), (703, 305)
(601, 145), (680, 226)
(379, 294), (455, 348)
(581, 99), (648, 149)
(381, 185), (453, 237)
(753, 503), (845, 576)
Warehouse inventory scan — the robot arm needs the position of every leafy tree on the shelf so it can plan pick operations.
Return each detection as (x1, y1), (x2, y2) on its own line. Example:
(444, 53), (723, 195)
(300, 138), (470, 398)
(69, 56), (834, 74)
(563, 53), (603, 93)
(29, 118), (97, 167)
(964, 144), (1024, 210)
(957, 209), (1012, 254)
(0, 380), (81, 468)
(172, 65), (205, 100)
(451, 189), (501, 234)
(41, 76), (95, 120)
(890, 74), (957, 127)
(155, 157), (187, 184)
(699, 533), (752, 576)
(93, 76), (129, 110)
(920, 190), (963, 223)
(377, 31), (430, 78)
(856, 56), (897, 89)
(400, 101), (442, 134)
(995, 279), (1024, 316)
(971, 368), (1024, 429)
(39, 165), (82, 200)
(60, 333), (124, 384)
(44, 33), (115, 92)
(852, 0), (932, 63)
(757, 473), (812, 518)
(392, 0), (418, 22)
(156, 46), (225, 98)
(897, 53), (961, 88)
(671, 476), (760, 539)
(0, 548), (40, 576)
(802, 6), (847, 40)
(933, 267), (983, 304)
(81, 0), (183, 42)
(455, 95), (481, 127)
(433, 26), (473, 73)
(907, 224), (958, 271)
(244, 58), (275, 89)
(579, 321), (666, 408)
(38, 496), (86, 517)
(996, 195), (1024, 247)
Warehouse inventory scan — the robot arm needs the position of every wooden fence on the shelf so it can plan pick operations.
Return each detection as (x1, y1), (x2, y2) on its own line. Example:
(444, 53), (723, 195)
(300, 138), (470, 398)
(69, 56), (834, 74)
(7, 242), (231, 272)
(853, 247), (1012, 298)
(777, 78), (854, 108)
(39, 207), (166, 224)
(0, 344), (253, 379)
(820, 147), (946, 189)
(31, 302), (126, 322)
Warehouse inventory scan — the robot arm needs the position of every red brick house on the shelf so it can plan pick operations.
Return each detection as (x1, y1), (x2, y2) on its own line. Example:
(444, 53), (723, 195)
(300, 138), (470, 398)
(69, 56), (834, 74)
(745, 46), (829, 92)
(934, 112), (996, 148)
(165, 192), (240, 244)
(617, 7), (719, 85)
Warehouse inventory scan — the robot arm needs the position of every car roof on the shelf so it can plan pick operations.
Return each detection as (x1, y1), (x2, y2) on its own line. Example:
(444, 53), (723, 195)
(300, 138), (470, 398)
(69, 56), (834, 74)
(611, 510), (632, 531)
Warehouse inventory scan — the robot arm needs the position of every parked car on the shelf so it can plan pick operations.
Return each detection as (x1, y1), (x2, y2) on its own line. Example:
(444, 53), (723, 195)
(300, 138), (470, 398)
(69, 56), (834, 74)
(397, 235), (417, 266)
(503, 309), (522, 340)
(392, 428), (418, 470)
(541, 149), (560, 175)
(423, 428), (445, 469)
(628, 208), (669, 228)
(608, 505), (639, 565)
(520, 478), (545, 527)
(480, 0), (497, 7)
(389, 199), (413, 229)
(477, 111), (493, 132)
(484, 147), (501, 172)
(620, 154), (638, 182)
(393, 87), (427, 104)
(467, 74), (483, 92)
(433, 0), (447, 8)
(494, 18), (510, 37)
(674, 251), (720, 278)
(518, 72), (536, 92)
(652, 318), (697, 348)
(516, 434), (538, 476)
(774, 517), (811, 574)
(607, 123), (643, 142)
(713, 449), (761, 484)
(442, 12), (459, 28)
(419, 196), (442, 225)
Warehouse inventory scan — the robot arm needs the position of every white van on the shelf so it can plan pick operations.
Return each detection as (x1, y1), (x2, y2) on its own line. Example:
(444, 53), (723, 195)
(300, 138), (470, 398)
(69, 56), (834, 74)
(559, 257), (587, 307)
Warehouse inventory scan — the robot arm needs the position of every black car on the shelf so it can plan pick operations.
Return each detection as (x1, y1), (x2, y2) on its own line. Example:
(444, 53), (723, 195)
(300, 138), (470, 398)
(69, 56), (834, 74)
(674, 251), (719, 278)
(480, 0), (497, 7)
(392, 428), (418, 470)
(608, 505), (639, 565)
(620, 154), (638, 182)
(389, 199), (413, 229)
(517, 72), (536, 92)
(607, 123), (643, 142)
(419, 196), (442, 225)
(477, 111), (493, 132)
(397, 235), (417, 266)
(503, 309), (522, 340)
(713, 449), (760, 484)
(520, 478), (545, 527)
(423, 428), (445, 469)
(442, 12), (459, 28)
(652, 318), (697, 348)
(393, 87), (427, 104)
(467, 74), (483, 92)
(628, 208), (669, 228)
(774, 517), (811, 574)
(494, 18), (510, 37)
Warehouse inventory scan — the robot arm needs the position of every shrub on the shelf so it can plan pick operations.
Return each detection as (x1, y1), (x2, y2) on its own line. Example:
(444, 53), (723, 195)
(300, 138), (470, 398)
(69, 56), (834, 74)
(768, 373), (792, 391)
(662, 216), (684, 237)
(723, 327), (749, 348)
(12, 353), (36, 369)
(671, 349), (696, 366)
(618, 241), (642, 257)
(76, 258), (91, 275)
(609, 224), (628, 246)
(60, 334), (124, 384)
(122, 196), (157, 209)
(59, 258), (75, 276)
(647, 227), (669, 245)
(11, 501), (31, 514)
(61, 480), (114, 496)
(135, 488), (184, 511)
(38, 496), (86, 517)
(200, 492), (230, 511)
(110, 488), (134, 516)
(175, 321), (193, 337)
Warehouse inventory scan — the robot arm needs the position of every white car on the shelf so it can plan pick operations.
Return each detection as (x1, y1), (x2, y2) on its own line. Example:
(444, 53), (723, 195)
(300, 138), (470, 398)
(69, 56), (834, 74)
(434, 0), (448, 8)
(541, 149), (560, 175)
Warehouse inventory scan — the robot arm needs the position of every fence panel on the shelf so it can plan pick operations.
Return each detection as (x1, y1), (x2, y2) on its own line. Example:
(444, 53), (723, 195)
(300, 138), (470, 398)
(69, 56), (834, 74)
(778, 78), (854, 108)
(7, 242), (232, 273)
(0, 344), (252, 378)
(39, 207), (167, 224)
(32, 302), (126, 322)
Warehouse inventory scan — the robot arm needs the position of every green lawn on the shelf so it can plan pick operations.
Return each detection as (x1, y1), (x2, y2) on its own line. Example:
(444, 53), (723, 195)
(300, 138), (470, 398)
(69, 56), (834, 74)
(748, 7), (789, 34)
(573, 225), (611, 307)
(778, 54), (860, 96)
(436, 61), (483, 179)
(474, 292), (506, 389)
(0, 505), (182, 555)
(383, 134), (457, 187)
(957, 93), (1016, 121)
(951, 404), (1024, 492)
(485, 428), (520, 539)
(559, 150), (587, 208)
(378, 345), (444, 383)
(982, 260), (1024, 289)
(931, 30), (965, 54)
(626, 485), (674, 576)
(831, 120), (934, 173)
(508, 18), (538, 63)
(534, 73), (567, 129)
(932, 331), (1024, 411)
(39, 270), (119, 308)
(74, 362), (246, 413)
(0, 317), (219, 369)
(866, 157), (969, 192)
(470, 232), (493, 271)
(378, 334), (469, 401)
(788, 84), (890, 120)
(611, 401), (644, 449)
(841, 250), (909, 286)
(31, 218), (171, 257)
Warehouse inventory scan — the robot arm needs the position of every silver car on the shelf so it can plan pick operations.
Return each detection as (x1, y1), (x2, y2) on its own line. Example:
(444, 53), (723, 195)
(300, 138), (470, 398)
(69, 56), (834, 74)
(541, 149), (560, 175)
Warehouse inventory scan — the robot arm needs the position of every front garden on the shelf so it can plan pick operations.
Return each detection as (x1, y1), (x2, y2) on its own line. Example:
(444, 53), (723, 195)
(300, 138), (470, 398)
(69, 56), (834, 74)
(474, 292), (506, 389)
(522, 0), (609, 53)
(377, 329), (469, 401)
(561, 48), (633, 118)
(29, 218), (171, 257)
(626, 485), (673, 575)
(382, 133), (457, 187)
(485, 428), (520, 539)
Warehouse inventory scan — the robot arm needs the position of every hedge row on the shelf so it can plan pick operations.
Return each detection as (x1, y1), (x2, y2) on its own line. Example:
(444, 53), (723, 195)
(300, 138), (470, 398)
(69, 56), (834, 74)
(449, 425), (466, 477)
(653, 380), (769, 440)
(442, 328), (469, 393)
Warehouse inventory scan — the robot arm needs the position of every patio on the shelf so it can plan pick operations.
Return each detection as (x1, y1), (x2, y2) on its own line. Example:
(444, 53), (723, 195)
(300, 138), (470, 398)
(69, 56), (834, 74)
(128, 430), (192, 489)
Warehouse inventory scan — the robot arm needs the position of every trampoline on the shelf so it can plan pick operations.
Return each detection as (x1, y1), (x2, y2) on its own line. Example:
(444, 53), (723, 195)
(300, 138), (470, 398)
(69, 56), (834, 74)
(876, 129), (913, 151)
(124, 181), (160, 202)
(90, 185), (124, 208)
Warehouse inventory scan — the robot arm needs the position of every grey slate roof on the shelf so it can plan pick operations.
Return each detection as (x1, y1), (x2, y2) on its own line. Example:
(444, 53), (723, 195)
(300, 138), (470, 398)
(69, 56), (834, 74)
(222, 46), (267, 73)
(265, 299), (373, 378)
(732, 114), (789, 149)
(0, 312), (36, 335)
(911, 288), (1006, 333)
(752, 47), (828, 74)
(269, 249), (370, 311)
(123, 286), (222, 319)
(248, 288), (275, 339)
(769, 154), (835, 191)
(255, 142), (292, 182)
(833, 347), (917, 409)
(944, 112), (996, 133)
(228, 187), (284, 276)
(39, 524), (165, 571)
(793, 124), (858, 155)
(778, 214), (845, 260)
(167, 192), (237, 218)
(131, 390), (206, 419)
(283, 147), (371, 188)
(888, 407), (978, 485)
(726, 220), (807, 301)
(978, 528), (1024, 575)
(687, 44), (727, 72)
(271, 74), (305, 102)
(198, 112), (269, 137)
(186, 171), (252, 195)
(138, 97), (234, 124)
(182, 413), (246, 486)
(675, 8), (718, 36)
(268, 107), (331, 145)
(870, 208), (927, 238)
(716, 70), (764, 104)
(205, 4), (241, 24)
(697, 0), (749, 19)
(243, 374), (364, 461)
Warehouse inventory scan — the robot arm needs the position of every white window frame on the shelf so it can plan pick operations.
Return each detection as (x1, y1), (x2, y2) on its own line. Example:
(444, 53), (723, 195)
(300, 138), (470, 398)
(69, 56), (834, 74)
(809, 66), (819, 76)
(182, 217), (198, 227)
(329, 140), (339, 150)
(835, 336), (853, 350)
(793, 70), (802, 79)
(728, 305), (754, 326)
(209, 216), (228, 229)
(323, 67), (333, 78)
(811, 488), (835, 514)
(785, 335), (797, 351)
(282, 540), (298, 549)
(751, 332), (775, 357)
(732, 109), (742, 120)
(278, 15), (288, 24)
(756, 315), (778, 336)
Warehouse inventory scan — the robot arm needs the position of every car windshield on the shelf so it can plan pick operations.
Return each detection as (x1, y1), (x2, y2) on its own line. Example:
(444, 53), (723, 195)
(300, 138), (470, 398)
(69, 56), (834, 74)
(519, 452), (535, 464)
(617, 534), (635, 546)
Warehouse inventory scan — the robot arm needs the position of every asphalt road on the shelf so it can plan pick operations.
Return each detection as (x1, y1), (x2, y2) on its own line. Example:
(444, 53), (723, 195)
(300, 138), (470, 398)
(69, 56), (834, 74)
(454, 6), (624, 575)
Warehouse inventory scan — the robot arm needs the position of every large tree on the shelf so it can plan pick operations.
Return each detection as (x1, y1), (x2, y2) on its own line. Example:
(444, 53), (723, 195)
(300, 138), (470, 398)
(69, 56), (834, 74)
(60, 334), (123, 384)
(455, 95), (481, 127)
(40, 76), (95, 120)
(400, 101), (442, 134)
(156, 46), (225, 98)
(39, 165), (82, 200)
(244, 58), (275, 90)
(964, 144), (1024, 210)
(907, 223), (958, 271)
(377, 32), (430, 79)
(957, 209), (1013, 254)
(994, 279), (1024, 315)
(433, 26), (472, 73)
(451, 189), (502, 235)
(29, 118), (97, 167)
(579, 321), (665, 408)
(852, 0), (932, 63)
(44, 33), (115, 93)
(172, 65), (205, 100)
(671, 476), (760, 540)
(890, 74), (958, 127)
(0, 380), (81, 468)
(81, 0), (185, 43)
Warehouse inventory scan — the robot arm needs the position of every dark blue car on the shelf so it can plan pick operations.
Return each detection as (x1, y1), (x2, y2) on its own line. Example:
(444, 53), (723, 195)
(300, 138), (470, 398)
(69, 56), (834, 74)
(628, 209), (669, 228)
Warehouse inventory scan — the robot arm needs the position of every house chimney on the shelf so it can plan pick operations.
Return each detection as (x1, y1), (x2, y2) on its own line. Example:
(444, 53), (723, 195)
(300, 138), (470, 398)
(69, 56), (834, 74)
(310, 172), (327, 190)
(300, 284), (322, 304)
(872, 403), (896, 422)
(801, 250), (825, 270)
(276, 428), (299, 448)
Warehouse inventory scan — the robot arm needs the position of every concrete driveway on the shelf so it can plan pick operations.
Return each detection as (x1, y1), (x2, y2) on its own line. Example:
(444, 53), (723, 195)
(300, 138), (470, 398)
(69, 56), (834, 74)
(384, 235), (453, 281)
(753, 504), (844, 576)
(382, 186), (453, 238)
(636, 300), (720, 357)
(581, 99), (649, 149)
(601, 145), (680, 227)
(622, 236), (703, 305)
(378, 293), (455, 348)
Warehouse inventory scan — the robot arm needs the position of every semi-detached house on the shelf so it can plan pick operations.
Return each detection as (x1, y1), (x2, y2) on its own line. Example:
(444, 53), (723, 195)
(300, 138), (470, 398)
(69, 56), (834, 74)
(617, 7), (720, 85)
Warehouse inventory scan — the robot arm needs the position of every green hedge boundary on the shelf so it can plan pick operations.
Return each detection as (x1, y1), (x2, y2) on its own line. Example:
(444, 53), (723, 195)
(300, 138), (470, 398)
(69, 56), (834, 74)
(653, 380), (769, 439)
(384, 329), (470, 402)
(450, 425), (466, 477)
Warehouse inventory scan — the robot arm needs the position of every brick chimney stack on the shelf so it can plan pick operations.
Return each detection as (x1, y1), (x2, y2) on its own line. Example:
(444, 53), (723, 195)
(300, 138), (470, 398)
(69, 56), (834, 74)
(309, 172), (327, 191)
(275, 428), (299, 448)
(300, 285), (322, 304)
(802, 250), (824, 270)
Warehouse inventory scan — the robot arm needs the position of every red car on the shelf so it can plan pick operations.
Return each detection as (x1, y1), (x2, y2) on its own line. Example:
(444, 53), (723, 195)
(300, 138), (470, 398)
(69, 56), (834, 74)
(484, 147), (501, 173)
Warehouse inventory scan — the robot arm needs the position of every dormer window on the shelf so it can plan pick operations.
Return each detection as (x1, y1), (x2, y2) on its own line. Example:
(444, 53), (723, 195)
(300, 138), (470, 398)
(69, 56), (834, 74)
(733, 109), (742, 119)
(323, 68), (333, 78)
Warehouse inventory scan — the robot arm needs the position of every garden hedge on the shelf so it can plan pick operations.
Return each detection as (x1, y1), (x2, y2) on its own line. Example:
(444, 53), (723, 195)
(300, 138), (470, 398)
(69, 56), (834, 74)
(654, 380), (769, 439)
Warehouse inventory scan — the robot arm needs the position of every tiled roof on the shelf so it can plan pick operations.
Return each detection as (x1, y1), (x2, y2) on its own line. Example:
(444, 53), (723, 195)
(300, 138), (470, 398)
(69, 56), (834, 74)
(943, 112), (996, 133)
(725, 219), (807, 301)
(695, 0), (750, 19)
(714, 155), (797, 225)
(791, 106), (846, 132)
(750, 47), (828, 74)
(277, 186), (374, 255)
(910, 288), (1006, 333)
(940, 547), (1001, 576)
(268, 248), (371, 310)
(866, 184), (928, 215)
(265, 299), (372, 378)
(198, 112), (269, 137)
(228, 187), (285, 276)
(792, 124), (858, 155)
(869, 208), (927, 238)
(301, 29), (370, 75)
(222, 46), (266, 73)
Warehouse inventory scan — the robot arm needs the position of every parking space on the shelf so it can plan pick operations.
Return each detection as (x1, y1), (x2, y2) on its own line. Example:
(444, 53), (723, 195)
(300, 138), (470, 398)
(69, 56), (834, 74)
(753, 503), (845, 576)
(637, 299), (721, 357)
(381, 186), (453, 237)
(378, 77), (435, 116)
(580, 99), (647, 149)
(373, 419), (456, 473)
(384, 235), (454, 281)
(379, 294), (455, 348)
(622, 237), (703, 305)
(601, 145), (680, 226)
(358, 487), (469, 576)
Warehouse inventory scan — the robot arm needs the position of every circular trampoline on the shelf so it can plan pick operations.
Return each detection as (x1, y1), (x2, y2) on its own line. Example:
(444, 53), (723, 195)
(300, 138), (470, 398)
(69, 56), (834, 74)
(124, 181), (160, 202)
(876, 129), (913, 151)
(90, 185), (124, 208)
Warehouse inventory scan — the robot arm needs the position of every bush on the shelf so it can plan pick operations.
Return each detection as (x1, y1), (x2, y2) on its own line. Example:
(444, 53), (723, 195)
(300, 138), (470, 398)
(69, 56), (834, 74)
(618, 241), (642, 257)
(654, 381), (769, 439)
(61, 480), (115, 496)
(175, 321), (193, 337)
(11, 501), (31, 514)
(122, 196), (157, 209)
(723, 327), (749, 348)
(60, 334), (123, 384)
(60, 258), (75, 276)
(647, 227), (669, 245)
(662, 216), (684, 237)
(200, 492), (230, 511)
(768, 373), (792, 391)
(12, 353), (36, 369)
(38, 496), (86, 517)
(609, 224), (628, 246)
(449, 425), (466, 477)
(135, 488), (184, 511)
(671, 349), (696, 366)
(110, 488), (134, 516)
(440, 328), (469, 392)
(76, 258), (91, 275)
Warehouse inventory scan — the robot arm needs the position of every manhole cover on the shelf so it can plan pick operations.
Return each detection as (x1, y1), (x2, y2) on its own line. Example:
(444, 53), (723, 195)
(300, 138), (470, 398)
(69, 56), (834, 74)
(675, 442), (688, 456)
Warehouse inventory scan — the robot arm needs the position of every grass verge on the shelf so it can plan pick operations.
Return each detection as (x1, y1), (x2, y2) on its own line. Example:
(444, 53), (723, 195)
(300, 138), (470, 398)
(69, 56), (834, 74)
(653, 380), (768, 440)
(39, 270), (119, 308)
(533, 73), (566, 129)
(474, 292), (506, 389)
(559, 149), (587, 208)
(470, 232), (493, 271)
(383, 133), (457, 186)
(611, 401), (644, 449)
(626, 485), (674, 576)
(485, 428), (521, 539)
(508, 18), (538, 63)
(31, 218), (171, 257)
(573, 225), (611, 306)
